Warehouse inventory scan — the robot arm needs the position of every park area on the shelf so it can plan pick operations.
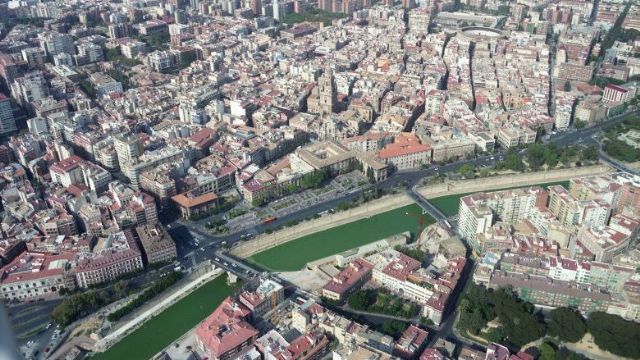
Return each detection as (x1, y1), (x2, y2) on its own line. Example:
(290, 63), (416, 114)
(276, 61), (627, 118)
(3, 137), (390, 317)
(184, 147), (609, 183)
(348, 289), (420, 318)
(92, 275), (236, 360)
(248, 203), (433, 271)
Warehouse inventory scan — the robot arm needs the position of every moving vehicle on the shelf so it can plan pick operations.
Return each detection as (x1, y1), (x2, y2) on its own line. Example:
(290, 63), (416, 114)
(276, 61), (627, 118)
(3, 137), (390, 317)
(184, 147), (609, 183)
(261, 216), (277, 225)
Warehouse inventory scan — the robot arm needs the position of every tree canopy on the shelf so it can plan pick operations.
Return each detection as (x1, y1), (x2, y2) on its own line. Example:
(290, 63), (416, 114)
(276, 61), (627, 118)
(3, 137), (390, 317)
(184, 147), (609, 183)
(459, 164), (475, 179)
(499, 151), (526, 172)
(587, 312), (640, 358)
(457, 283), (545, 347)
(547, 307), (586, 342)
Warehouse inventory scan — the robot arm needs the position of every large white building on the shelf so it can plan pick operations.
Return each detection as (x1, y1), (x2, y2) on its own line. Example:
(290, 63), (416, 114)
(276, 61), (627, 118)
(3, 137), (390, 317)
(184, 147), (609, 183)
(458, 187), (548, 251)
(11, 71), (49, 108)
(366, 249), (434, 304)
(90, 72), (123, 97)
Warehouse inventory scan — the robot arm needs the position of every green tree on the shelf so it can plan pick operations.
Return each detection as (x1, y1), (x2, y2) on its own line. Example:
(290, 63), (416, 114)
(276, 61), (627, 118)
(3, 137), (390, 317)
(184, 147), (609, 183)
(79, 79), (96, 99)
(105, 47), (122, 62)
(538, 342), (557, 360)
(484, 328), (503, 343)
(587, 312), (640, 358)
(394, 246), (426, 262)
(547, 307), (586, 342)
(459, 164), (475, 179)
(527, 143), (546, 169)
(502, 152), (525, 172)
(113, 280), (130, 298)
(301, 169), (328, 189)
(580, 145), (599, 162)
(366, 167), (375, 183)
(252, 194), (268, 207)
(543, 146), (559, 168)
(347, 289), (376, 310)
(381, 320), (407, 337)
(564, 81), (572, 92)
(574, 119), (587, 129)
(603, 139), (640, 162)
(456, 283), (545, 346)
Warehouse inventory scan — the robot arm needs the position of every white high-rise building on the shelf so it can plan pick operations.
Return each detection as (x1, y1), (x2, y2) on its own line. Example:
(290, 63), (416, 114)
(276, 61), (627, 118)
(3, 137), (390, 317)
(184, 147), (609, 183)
(0, 93), (16, 135)
(272, 0), (281, 20)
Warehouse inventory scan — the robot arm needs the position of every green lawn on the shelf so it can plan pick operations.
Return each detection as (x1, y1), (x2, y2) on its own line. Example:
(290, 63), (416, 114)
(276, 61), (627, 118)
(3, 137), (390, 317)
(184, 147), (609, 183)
(429, 180), (571, 217)
(248, 204), (434, 271)
(91, 275), (235, 360)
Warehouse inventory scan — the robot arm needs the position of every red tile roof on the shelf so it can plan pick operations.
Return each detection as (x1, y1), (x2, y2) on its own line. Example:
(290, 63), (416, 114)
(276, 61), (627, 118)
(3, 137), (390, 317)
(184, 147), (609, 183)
(50, 155), (85, 174)
(196, 297), (259, 359)
(420, 348), (445, 360)
(323, 258), (373, 296)
(382, 252), (421, 281)
(378, 133), (430, 159)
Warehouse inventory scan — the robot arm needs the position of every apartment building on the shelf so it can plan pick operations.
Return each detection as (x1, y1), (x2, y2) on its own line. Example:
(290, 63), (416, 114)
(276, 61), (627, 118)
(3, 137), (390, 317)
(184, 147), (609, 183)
(458, 187), (548, 251)
(0, 93), (16, 135)
(89, 72), (123, 97)
(135, 223), (177, 265)
(377, 133), (431, 170)
(172, 191), (219, 219)
(548, 256), (635, 291)
(322, 258), (374, 301)
(140, 169), (177, 210)
(196, 297), (259, 360)
(0, 252), (76, 302)
(547, 185), (611, 229)
(238, 278), (285, 319)
(489, 271), (611, 313)
(366, 250), (433, 305)
(574, 225), (631, 263)
(75, 231), (144, 288)
(496, 127), (536, 149)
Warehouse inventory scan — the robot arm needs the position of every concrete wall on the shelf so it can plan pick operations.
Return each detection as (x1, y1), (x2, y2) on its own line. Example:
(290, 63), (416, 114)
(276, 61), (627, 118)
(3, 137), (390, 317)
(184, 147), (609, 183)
(417, 165), (612, 199)
(231, 165), (613, 259)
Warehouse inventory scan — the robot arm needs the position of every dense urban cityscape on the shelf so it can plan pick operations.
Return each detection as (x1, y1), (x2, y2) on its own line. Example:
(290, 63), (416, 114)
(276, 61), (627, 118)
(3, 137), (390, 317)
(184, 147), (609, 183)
(0, 0), (639, 359)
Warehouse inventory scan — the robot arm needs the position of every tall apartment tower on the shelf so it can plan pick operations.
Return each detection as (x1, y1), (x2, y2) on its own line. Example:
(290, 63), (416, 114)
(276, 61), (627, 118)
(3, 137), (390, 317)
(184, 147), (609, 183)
(0, 93), (16, 135)
(114, 133), (142, 167)
(272, 0), (280, 20)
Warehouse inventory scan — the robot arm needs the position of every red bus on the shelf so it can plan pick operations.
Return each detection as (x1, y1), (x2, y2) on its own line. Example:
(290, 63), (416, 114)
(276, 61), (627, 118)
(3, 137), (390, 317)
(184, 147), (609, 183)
(261, 216), (277, 225)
